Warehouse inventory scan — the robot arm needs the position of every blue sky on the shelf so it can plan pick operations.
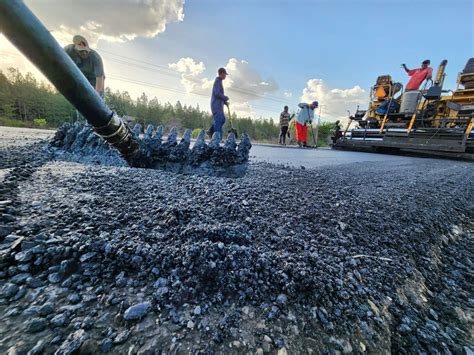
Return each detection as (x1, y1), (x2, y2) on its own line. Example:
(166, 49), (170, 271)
(1, 0), (473, 121)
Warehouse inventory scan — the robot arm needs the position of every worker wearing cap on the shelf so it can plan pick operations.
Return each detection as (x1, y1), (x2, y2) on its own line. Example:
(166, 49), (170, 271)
(64, 35), (105, 98)
(279, 106), (293, 145)
(402, 60), (433, 91)
(210, 67), (229, 141)
(332, 120), (342, 144)
(295, 101), (318, 147)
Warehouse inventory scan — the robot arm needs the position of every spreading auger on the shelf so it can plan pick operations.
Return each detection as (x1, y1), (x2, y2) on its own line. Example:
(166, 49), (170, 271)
(0, 0), (251, 177)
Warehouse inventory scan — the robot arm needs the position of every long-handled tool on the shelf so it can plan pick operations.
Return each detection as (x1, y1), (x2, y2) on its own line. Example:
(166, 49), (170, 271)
(309, 122), (316, 147)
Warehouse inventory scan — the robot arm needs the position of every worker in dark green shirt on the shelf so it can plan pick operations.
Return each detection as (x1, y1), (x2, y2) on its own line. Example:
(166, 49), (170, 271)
(64, 35), (105, 98)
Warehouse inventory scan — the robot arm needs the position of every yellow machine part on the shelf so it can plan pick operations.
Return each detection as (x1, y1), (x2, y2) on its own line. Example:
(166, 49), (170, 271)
(374, 86), (387, 98)
(427, 88), (474, 127)
(350, 60), (474, 131)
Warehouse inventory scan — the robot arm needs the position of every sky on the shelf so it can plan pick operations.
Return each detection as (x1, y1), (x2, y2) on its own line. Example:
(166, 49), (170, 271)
(0, 0), (473, 123)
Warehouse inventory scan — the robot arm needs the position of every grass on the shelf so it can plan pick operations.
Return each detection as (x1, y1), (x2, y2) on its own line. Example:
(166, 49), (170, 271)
(0, 117), (57, 130)
(0, 116), (29, 128)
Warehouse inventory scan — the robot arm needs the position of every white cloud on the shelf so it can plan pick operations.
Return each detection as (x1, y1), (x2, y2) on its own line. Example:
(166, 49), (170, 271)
(169, 57), (279, 116)
(169, 57), (205, 75)
(225, 58), (278, 103)
(284, 91), (292, 98)
(180, 74), (214, 95)
(25, 0), (185, 46)
(228, 102), (255, 117)
(0, 1), (185, 88)
(300, 79), (366, 122)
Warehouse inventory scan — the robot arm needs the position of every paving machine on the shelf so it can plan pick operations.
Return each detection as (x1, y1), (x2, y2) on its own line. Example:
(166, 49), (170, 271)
(333, 59), (474, 159)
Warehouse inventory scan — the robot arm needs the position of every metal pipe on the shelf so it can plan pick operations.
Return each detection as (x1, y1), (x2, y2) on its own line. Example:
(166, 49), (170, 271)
(0, 0), (142, 164)
(434, 60), (448, 88)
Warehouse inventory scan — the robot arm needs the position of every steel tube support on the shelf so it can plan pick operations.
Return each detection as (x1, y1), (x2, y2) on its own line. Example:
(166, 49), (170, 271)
(0, 0), (142, 163)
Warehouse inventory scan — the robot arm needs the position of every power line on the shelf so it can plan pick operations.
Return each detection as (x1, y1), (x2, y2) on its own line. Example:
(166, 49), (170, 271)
(106, 74), (280, 114)
(106, 58), (287, 105)
(2, 49), (348, 118)
(0, 49), (280, 114)
(100, 49), (180, 75)
(100, 49), (290, 104)
(105, 57), (180, 80)
(0, 49), (280, 115)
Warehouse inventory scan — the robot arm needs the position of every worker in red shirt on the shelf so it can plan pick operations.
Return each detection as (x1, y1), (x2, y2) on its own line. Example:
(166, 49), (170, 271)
(402, 60), (433, 91)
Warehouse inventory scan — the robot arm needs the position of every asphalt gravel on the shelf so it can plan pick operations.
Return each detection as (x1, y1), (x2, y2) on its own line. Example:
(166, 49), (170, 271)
(0, 128), (473, 354)
(49, 122), (252, 177)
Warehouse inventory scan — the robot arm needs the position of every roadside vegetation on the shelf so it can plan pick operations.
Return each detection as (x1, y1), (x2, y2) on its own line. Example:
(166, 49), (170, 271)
(0, 68), (336, 145)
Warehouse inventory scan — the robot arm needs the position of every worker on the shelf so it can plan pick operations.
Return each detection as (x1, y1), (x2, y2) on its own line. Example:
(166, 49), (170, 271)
(402, 60), (433, 91)
(210, 67), (229, 141)
(64, 35), (105, 98)
(332, 120), (342, 143)
(279, 106), (293, 145)
(295, 101), (318, 147)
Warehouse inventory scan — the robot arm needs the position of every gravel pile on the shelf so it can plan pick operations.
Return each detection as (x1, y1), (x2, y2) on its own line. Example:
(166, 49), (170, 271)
(0, 131), (473, 354)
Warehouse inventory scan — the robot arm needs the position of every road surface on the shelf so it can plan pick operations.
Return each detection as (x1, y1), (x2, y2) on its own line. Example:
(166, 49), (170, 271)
(250, 143), (427, 167)
(1, 126), (431, 168)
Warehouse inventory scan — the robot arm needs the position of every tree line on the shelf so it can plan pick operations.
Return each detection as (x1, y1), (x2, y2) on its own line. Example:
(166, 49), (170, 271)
(0, 68), (336, 144)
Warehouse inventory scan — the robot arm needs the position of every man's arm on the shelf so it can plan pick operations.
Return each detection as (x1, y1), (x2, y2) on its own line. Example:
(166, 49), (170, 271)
(93, 52), (105, 96)
(213, 80), (229, 102)
(307, 107), (314, 124)
(95, 76), (105, 97)
(426, 67), (433, 80)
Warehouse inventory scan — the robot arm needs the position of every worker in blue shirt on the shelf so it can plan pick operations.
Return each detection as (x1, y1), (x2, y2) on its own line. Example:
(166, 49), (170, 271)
(210, 67), (229, 141)
(295, 101), (318, 147)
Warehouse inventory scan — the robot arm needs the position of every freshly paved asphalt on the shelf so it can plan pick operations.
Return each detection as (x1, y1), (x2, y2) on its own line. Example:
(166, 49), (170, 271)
(0, 126), (436, 168)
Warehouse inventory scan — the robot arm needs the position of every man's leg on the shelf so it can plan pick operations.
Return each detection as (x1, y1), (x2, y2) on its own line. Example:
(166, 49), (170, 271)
(295, 122), (303, 147)
(213, 112), (226, 141)
(207, 123), (214, 138)
(302, 125), (308, 147)
(282, 126), (288, 144)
